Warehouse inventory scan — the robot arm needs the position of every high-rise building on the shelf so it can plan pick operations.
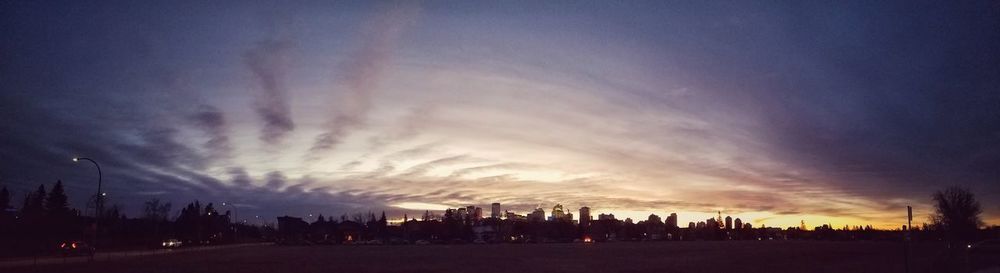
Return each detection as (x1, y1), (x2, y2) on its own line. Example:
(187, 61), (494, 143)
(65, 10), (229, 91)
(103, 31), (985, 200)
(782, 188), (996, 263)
(505, 210), (527, 221)
(579, 207), (591, 227)
(734, 218), (743, 230)
(474, 207), (483, 220)
(528, 208), (546, 222)
(457, 207), (468, 220)
(725, 216), (733, 230)
(550, 204), (566, 221)
(466, 206), (476, 219)
(666, 213), (678, 229)
(491, 203), (501, 218)
(598, 213), (615, 221)
(647, 214), (662, 224)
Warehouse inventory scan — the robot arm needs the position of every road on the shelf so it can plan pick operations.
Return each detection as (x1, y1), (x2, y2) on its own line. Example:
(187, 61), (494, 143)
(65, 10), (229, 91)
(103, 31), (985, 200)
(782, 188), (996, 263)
(3, 241), (998, 273)
(0, 243), (269, 268)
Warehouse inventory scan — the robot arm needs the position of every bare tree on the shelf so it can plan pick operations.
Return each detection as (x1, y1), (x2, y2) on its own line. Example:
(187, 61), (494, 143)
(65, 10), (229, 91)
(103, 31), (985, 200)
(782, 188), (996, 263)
(931, 186), (983, 242)
(143, 199), (172, 222)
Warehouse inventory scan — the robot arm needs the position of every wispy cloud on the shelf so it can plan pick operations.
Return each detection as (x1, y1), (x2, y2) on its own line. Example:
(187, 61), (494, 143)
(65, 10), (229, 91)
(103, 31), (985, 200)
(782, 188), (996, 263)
(245, 39), (295, 144)
(189, 104), (232, 159)
(308, 2), (421, 156)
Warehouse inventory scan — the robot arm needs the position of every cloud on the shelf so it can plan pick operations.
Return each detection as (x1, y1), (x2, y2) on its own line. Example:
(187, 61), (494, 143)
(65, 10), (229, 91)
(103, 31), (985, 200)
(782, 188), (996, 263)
(308, 2), (421, 156)
(228, 167), (253, 187)
(264, 171), (287, 190)
(244, 39), (295, 144)
(188, 104), (231, 159)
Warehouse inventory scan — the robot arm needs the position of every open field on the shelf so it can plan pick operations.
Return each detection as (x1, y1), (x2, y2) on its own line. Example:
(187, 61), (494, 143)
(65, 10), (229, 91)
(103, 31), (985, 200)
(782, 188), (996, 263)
(5, 241), (998, 273)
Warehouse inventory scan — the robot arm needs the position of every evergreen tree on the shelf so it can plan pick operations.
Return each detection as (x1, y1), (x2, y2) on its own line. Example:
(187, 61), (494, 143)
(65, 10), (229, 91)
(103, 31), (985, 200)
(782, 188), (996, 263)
(21, 193), (31, 214)
(26, 184), (46, 216)
(46, 180), (69, 215)
(204, 202), (215, 216)
(0, 186), (9, 211)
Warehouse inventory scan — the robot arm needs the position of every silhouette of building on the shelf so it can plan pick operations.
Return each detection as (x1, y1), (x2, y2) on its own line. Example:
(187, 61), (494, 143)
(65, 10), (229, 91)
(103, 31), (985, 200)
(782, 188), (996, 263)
(666, 213), (678, 229)
(505, 210), (527, 221)
(725, 216), (733, 230)
(549, 204), (572, 221)
(528, 208), (545, 222)
(491, 203), (501, 218)
(598, 213), (615, 221)
(706, 217), (718, 229)
(277, 216), (308, 241)
(647, 214), (662, 223)
(646, 214), (665, 240)
(457, 207), (468, 220)
(474, 207), (483, 220)
(579, 206), (591, 227)
(734, 218), (743, 230)
(688, 222), (696, 229)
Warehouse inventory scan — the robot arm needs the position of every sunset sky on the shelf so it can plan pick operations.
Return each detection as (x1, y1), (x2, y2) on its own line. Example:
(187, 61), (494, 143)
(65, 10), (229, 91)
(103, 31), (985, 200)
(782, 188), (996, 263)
(2, 1), (998, 229)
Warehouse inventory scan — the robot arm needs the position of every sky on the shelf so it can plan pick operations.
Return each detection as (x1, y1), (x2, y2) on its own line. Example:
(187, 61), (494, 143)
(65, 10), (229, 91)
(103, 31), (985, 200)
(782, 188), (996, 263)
(1, 1), (998, 229)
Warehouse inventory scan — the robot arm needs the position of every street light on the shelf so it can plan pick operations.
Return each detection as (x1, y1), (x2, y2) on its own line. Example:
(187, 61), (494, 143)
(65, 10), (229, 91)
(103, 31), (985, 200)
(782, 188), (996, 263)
(222, 202), (239, 243)
(73, 157), (102, 255)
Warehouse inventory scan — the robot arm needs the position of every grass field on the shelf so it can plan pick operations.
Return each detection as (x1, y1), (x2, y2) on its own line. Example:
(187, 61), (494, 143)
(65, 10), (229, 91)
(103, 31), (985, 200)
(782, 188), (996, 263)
(5, 241), (997, 273)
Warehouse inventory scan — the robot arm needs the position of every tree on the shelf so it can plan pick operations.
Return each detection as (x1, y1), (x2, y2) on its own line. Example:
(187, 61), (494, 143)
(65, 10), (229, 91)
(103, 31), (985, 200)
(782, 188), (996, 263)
(931, 186), (983, 242)
(0, 186), (9, 211)
(143, 198), (172, 222)
(23, 184), (46, 217)
(46, 180), (69, 216)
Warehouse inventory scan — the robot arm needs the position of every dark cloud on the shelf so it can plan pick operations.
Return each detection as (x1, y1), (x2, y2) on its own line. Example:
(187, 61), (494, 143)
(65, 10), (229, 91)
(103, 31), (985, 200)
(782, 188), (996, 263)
(264, 171), (287, 190)
(189, 105), (232, 159)
(308, 2), (420, 156)
(228, 168), (253, 187)
(244, 39), (296, 144)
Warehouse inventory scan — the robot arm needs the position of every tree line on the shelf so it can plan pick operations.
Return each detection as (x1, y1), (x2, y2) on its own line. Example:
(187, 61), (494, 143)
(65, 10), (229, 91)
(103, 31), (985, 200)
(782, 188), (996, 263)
(0, 181), (990, 257)
(0, 181), (267, 258)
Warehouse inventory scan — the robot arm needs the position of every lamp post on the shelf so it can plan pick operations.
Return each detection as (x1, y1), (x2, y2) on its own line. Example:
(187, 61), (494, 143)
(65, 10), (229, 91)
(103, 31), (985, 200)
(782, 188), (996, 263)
(222, 202), (239, 243)
(73, 157), (102, 255)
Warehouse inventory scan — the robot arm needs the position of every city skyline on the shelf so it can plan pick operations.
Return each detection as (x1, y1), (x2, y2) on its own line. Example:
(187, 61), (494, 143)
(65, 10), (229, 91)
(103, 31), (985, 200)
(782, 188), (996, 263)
(338, 203), (891, 231)
(2, 1), (999, 231)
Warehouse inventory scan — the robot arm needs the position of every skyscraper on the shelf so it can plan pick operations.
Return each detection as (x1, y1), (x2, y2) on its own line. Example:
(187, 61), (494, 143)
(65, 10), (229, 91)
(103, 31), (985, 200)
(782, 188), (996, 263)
(579, 206), (591, 227)
(474, 207), (483, 220)
(528, 208), (546, 222)
(725, 216), (733, 230)
(466, 206), (476, 219)
(734, 218), (743, 230)
(598, 213), (615, 221)
(666, 213), (678, 229)
(550, 204), (566, 221)
(491, 203), (501, 219)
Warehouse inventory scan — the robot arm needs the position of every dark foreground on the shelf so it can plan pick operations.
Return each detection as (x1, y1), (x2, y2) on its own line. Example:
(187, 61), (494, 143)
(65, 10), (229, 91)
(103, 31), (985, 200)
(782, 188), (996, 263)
(5, 241), (998, 273)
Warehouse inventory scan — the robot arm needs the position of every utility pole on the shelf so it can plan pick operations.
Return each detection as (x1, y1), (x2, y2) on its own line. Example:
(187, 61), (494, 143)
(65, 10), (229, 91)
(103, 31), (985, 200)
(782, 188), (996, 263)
(904, 206), (912, 273)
